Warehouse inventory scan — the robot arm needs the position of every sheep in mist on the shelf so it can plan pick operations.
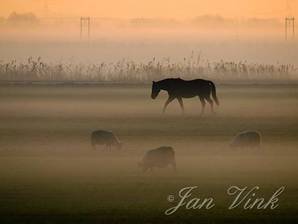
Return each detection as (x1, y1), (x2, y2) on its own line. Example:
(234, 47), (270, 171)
(139, 146), (176, 172)
(91, 130), (122, 150)
(230, 130), (261, 148)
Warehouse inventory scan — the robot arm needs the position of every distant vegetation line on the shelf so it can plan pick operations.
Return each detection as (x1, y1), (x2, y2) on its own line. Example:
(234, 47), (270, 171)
(0, 57), (296, 82)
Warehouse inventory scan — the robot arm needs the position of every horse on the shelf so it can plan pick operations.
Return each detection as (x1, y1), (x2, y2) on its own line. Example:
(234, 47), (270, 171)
(151, 78), (219, 115)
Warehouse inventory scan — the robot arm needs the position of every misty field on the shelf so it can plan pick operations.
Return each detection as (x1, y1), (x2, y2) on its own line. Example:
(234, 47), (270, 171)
(0, 84), (297, 223)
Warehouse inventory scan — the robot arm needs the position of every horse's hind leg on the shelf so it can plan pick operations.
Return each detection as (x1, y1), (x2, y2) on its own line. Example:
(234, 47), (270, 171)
(177, 97), (184, 113)
(199, 96), (206, 116)
(205, 96), (214, 113)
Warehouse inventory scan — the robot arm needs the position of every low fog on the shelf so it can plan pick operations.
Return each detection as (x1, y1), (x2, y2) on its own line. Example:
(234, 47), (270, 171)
(0, 3), (297, 223)
(0, 13), (297, 65)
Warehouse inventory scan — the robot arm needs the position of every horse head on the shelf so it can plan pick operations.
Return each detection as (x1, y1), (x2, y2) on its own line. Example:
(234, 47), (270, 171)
(151, 81), (161, 99)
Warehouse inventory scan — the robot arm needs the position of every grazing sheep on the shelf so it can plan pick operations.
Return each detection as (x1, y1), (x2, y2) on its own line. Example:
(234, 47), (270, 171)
(230, 130), (261, 148)
(139, 146), (176, 172)
(91, 130), (122, 150)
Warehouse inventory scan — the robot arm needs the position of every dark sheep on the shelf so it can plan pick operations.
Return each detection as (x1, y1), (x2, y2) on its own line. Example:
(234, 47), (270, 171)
(230, 130), (261, 148)
(91, 130), (122, 150)
(139, 146), (176, 172)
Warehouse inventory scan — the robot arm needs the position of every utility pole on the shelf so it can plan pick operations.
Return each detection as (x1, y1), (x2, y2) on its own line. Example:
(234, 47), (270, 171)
(80, 17), (91, 40)
(285, 17), (295, 40)
(285, 0), (295, 40)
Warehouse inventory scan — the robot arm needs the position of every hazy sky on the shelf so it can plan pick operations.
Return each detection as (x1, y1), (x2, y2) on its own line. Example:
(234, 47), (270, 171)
(0, 0), (296, 18)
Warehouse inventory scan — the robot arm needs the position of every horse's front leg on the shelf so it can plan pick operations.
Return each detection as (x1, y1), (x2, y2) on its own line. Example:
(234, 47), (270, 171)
(163, 96), (175, 113)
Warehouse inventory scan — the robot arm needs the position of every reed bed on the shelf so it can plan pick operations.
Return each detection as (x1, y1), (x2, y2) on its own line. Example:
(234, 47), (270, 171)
(0, 56), (296, 82)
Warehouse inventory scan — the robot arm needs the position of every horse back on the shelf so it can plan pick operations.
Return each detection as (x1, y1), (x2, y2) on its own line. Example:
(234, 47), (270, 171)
(165, 78), (211, 97)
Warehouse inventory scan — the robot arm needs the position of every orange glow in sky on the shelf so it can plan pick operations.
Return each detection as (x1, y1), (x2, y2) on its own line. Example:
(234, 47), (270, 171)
(0, 0), (297, 18)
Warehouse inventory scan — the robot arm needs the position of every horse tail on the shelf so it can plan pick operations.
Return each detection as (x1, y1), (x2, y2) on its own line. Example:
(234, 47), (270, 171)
(209, 81), (219, 105)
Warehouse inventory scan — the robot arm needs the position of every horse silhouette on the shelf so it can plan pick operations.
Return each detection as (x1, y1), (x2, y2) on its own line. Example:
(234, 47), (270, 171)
(151, 78), (219, 115)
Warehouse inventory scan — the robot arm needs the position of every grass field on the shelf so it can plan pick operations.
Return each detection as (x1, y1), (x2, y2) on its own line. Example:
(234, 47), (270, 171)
(0, 84), (297, 223)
